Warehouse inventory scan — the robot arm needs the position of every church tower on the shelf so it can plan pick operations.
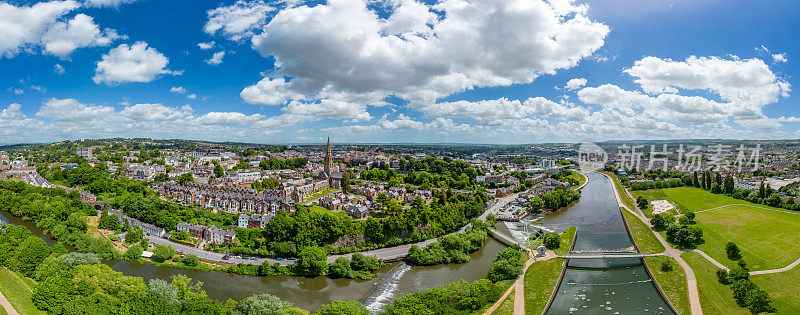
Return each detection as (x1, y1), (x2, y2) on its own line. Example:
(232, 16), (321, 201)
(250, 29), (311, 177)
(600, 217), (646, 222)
(324, 137), (333, 177)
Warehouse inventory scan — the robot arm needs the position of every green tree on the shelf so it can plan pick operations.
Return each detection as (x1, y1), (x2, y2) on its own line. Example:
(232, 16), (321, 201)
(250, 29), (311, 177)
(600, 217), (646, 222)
(152, 245), (175, 263)
(153, 173), (169, 182)
(542, 232), (560, 249)
(726, 242), (741, 260)
(12, 236), (51, 276)
(315, 300), (369, 315)
(213, 163), (224, 178)
(341, 173), (352, 194)
(527, 196), (543, 214)
(636, 196), (648, 209)
(328, 257), (354, 278)
(295, 247), (328, 276)
(650, 213), (675, 230)
(232, 293), (293, 315)
(177, 173), (195, 185)
(124, 244), (144, 260)
(126, 225), (143, 244)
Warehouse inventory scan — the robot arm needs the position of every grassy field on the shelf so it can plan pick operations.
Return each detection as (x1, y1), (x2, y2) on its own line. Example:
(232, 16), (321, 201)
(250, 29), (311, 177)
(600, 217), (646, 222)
(632, 186), (800, 270)
(0, 267), (45, 315)
(599, 171), (636, 210)
(751, 263), (800, 312)
(680, 251), (747, 315)
(308, 205), (348, 218)
(644, 256), (690, 315)
(487, 292), (514, 315)
(567, 171), (587, 188)
(629, 189), (677, 217)
(305, 188), (338, 202)
(554, 227), (577, 255)
(523, 258), (565, 314)
(621, 207), (666, 253)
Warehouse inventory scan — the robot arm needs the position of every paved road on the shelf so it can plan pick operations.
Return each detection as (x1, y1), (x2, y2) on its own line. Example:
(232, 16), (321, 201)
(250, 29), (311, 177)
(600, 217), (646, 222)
(145, 192), (506, 266)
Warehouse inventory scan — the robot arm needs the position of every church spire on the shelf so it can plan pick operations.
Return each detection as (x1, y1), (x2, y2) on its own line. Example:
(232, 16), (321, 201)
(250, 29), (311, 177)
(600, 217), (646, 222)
(324, 137), (332, 176)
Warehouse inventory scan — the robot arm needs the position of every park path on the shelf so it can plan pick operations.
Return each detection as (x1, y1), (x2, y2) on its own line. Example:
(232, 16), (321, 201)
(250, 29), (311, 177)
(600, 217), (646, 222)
(695, 203), (800, 216)
(601, 171), (704, 315)
(0, 290), (18, 315)
(689, 247), (800, 275)
(481, 250), (556, 315)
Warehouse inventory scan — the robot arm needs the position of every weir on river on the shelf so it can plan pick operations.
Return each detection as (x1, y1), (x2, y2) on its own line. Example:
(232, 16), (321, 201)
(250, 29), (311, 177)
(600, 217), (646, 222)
(541, 171), (674, 314)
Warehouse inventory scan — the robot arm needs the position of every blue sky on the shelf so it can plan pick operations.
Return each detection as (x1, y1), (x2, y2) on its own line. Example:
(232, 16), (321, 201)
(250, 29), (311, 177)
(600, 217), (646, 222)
(0, 0), (798, 144)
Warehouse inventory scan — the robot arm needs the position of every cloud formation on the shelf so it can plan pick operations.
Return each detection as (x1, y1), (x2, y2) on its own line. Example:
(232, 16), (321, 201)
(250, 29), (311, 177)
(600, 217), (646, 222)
(93, 42), (179, 84)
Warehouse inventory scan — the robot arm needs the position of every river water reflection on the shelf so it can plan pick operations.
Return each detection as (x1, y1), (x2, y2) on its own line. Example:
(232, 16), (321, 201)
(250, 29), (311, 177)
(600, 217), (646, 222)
(0, 210), (503, 312)
(512, 171), (673, 314)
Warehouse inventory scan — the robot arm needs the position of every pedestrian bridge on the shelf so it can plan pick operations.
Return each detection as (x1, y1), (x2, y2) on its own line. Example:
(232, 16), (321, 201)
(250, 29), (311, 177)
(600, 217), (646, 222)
(558, 253), (661, 259)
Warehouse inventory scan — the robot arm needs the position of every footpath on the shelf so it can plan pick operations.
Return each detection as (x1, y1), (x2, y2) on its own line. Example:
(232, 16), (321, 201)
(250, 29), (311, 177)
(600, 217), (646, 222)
(601, 171), (703, 315)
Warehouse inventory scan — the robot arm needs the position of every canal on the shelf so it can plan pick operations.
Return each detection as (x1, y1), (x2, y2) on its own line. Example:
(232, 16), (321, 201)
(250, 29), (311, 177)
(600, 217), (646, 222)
(0, 210), (504, 312)
(500, 171), (673, 314)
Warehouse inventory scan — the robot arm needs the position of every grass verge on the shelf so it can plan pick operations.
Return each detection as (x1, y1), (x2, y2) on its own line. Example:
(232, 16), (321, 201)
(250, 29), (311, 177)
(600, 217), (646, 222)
(0, 267), (45, 315)
(554, 227), (576, 256)
(620, 207), (665, 253)
(524, 258), (565, 314)
(644, 256), (690, 315)
(680, 251), (745, 315)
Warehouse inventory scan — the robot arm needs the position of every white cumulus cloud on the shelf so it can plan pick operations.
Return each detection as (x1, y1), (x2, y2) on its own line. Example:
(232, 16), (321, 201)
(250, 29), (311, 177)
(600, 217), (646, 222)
(206, 51), (225, 65)
(93, 42), (179, 84)
(204, 0), (274, 41)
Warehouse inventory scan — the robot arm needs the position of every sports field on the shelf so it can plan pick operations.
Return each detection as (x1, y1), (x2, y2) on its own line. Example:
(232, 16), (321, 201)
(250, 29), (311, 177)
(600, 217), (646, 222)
(632, 186), (800, 270)
(751, 262), (800, 312)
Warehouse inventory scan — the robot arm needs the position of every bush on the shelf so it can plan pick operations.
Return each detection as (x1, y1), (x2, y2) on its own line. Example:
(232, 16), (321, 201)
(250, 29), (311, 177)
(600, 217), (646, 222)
(660, 260), (672, 272)
(315, 300), (369, 315)
(350, 253), (381, 272)
(295, 247), (328, 276)
(61, 252), (100, 268)
(124, 244), (143, 260)
(152, 245), (175, 263)
(181, 254), (199, 267)
(125, 225), (143, 244)
(328, 257), (354, 278)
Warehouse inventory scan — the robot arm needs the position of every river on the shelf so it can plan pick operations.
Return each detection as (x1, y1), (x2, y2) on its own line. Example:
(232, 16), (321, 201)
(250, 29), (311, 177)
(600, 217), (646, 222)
(0, 210), (503, 312)
(499, 171), (673, 314)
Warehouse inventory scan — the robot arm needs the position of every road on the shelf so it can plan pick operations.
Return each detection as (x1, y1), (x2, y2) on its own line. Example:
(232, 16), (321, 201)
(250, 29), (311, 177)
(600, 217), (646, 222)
(144, 193), (510, 266)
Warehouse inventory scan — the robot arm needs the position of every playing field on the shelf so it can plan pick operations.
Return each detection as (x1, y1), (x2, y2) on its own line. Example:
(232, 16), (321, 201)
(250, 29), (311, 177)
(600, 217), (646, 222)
(680, 252), (745, 315)
(632, 186), (800, 270)
(751, 262), (800, 312)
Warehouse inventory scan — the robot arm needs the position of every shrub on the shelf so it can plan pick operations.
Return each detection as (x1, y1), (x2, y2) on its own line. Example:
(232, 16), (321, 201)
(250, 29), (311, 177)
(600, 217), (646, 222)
(152, 245), (175, 263)
(660, 260), (672, 272)
(181, 254), (199, 267)
(124, 244), (143, 260)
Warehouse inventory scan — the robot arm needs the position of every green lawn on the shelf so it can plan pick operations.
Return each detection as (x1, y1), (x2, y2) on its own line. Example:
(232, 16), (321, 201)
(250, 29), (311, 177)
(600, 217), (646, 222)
(554, 227), (576, 255)
(487, 292), (514, 315)
(751, 263), (800, 312)
(0, 267), (45, 315)
(599, 171), (636, 210)
(629, 189), (676, 217)
(644, 256), (690, 315)
(524, 258), (565, 314)
(680, 251), (747, 315)
(631, 187), (800, 270)
(567, 171), (587, 188)
(305, 188), (338, 202)
(621, 207), (666, 253)
(308, 205), (348, 218)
